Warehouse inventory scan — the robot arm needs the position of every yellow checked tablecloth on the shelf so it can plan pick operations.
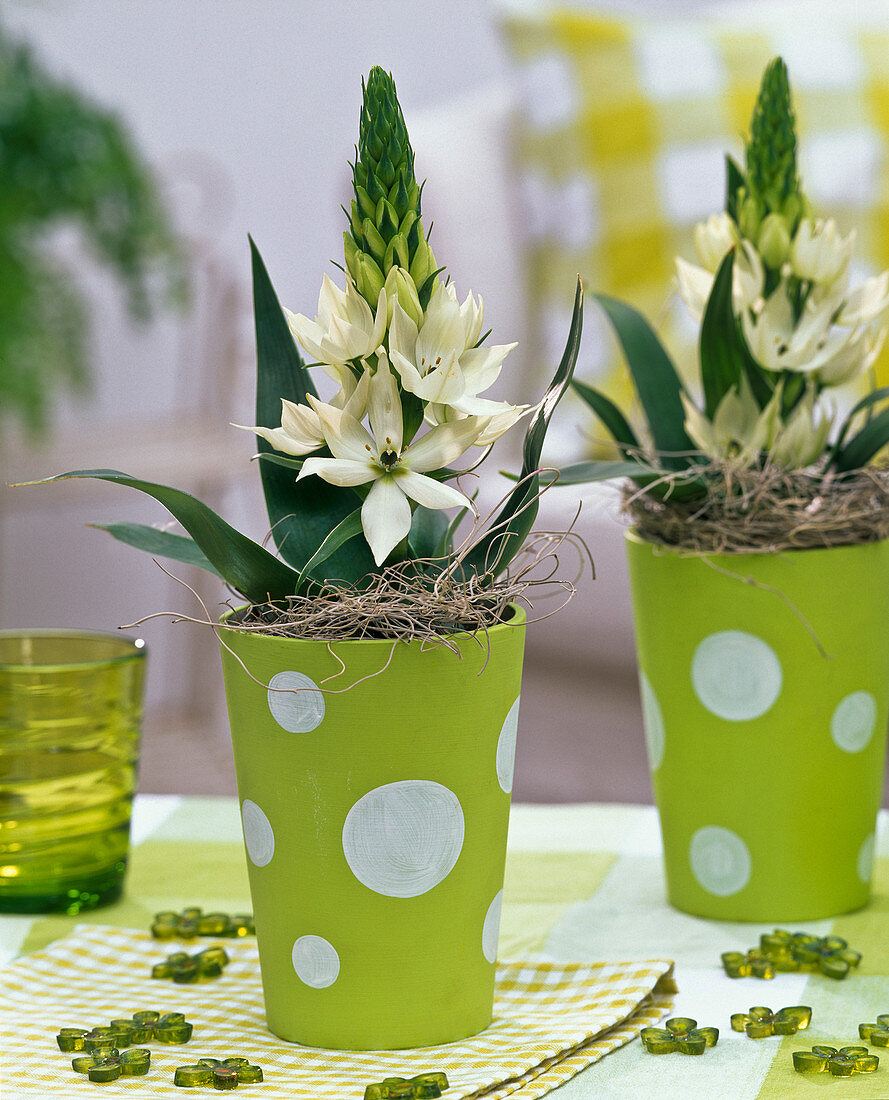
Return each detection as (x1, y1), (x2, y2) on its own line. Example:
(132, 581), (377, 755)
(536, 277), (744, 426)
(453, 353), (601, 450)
(2, 796), (889, 1099)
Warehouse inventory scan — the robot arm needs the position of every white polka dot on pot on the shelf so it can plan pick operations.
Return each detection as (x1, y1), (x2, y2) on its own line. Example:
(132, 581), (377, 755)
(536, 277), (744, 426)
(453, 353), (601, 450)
(342, 780), (464, 898)
(292, 934), (340, 988)
(241, 798), (275, 867)
(482, 889), (503, 964)
(858, 833), (876, 884)
(691, 631), (782, 722)
(639, 672), (665, 771)
(689, 825), (752, 897)
(831, 691), (877, 753)
(496, 697), (520, 794)
(267, 670), (325, 732)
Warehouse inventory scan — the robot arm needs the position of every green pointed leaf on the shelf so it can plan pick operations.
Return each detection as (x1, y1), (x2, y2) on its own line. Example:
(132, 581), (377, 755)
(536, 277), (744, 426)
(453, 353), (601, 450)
(462, 278), (583, 580)
(593, 292), (695, 467)
(295, 507), (365, 592)
(832, 405), (889, 473)
(554, 459), (650, 485)
(828, 385), (889, 463)
(572, 379), (640, 457)
(700, 251), (744, 418)
(87, 522), (223, 578)
(37, 469), (300, 603)
(408, 505), (449, 560)
(250, 237), (375, 584)
(725, 155), (745, 222)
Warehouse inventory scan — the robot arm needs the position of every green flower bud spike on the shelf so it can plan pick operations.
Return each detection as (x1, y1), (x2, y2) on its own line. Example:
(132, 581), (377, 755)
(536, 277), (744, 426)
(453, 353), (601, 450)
(746, 58), (802, 227)
(346, 67), (437, 307)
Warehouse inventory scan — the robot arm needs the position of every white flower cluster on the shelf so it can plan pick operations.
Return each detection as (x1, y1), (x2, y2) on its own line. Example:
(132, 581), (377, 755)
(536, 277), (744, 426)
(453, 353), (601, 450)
(675, 213), (889, 468)
(240, 271), (524, 566)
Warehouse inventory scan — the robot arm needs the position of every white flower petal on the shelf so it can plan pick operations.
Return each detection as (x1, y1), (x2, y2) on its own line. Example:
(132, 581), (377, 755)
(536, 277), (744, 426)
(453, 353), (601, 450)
(284, 309), (327, 363)
(367, 353), (403, 454)
(297, 456), (377, 487)
(675, 258), (713, 320)
(310, 401), (376, 463)
(839, 272), (889, 326)
(402, 416), (490, 472)
(394, 469), (471, 510)
(361, 475), (412, 565)
(459, 343), (517, 396)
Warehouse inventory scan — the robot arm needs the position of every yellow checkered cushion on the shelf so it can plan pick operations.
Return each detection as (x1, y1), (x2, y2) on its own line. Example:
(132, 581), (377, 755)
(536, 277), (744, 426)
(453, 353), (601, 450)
(498, 1), (889, 453)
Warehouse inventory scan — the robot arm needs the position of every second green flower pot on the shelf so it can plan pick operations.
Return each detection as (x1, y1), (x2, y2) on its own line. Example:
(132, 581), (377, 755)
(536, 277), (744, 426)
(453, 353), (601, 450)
(627, 534), (889, 922)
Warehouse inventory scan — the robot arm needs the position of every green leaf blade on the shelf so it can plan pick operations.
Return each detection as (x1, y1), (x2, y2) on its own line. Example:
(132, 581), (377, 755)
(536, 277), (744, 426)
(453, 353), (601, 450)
(462, 277), (584, 580)
(593, 292), (694, 467)
(572, 379), (640, 456)
(37, 469), (300, 603)
(250, 237), (376, 585)
(87, 522), (223, 578)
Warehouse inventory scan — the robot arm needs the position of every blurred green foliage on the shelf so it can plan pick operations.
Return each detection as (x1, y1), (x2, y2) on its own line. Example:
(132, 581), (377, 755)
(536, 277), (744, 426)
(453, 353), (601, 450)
(0, 19), (186, 436)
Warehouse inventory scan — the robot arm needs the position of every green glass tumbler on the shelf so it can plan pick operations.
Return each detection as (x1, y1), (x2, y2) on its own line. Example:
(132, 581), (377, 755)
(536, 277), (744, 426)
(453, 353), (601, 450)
(0, 630), (146, 914)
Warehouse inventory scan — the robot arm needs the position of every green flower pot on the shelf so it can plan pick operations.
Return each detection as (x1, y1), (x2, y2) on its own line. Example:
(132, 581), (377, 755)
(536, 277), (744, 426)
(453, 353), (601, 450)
(219, 606), (526, 1049)
(626, 534), (889, 922)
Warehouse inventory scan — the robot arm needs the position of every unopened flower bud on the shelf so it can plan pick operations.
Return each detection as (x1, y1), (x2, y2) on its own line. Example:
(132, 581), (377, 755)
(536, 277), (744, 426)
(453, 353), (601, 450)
(409, 238), (436, 289)
(757, 212), (791, 269)
(738, 194), (763, 243)
(354, 252), (385, 302)
(384, 266), (422, 326)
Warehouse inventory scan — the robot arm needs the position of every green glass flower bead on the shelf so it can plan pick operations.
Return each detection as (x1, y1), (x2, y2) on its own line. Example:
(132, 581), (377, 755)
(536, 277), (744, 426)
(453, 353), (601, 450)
(720, 950), (778, 979)
(640, 1018), (718, 1055)
(731, 1005), (811, 1038)
(72, 1052), (118, 1075)
(152, 907), (255, 940)
(82, 1027), (118, 1054)
(787, 933), (862, 979)
(118, 1048), (151, 1076)
(197, 912), (231, 936)
(793, 1045), (878, 1075)
(174, 1057), (263, 1089)
(151, 911), (181, 940)
(860, 1015), (889, 1046)
(56, 1028), (89, 1052)
(363, 1072), (449, 1099)
(154, 945), (230, 982)
(153, 1012), (194, 1043)
(112, 1011), (159, 1043)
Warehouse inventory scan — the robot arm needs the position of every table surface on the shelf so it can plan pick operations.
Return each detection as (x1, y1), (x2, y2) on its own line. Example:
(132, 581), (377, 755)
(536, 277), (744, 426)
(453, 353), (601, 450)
(3, 796), (889, 1099)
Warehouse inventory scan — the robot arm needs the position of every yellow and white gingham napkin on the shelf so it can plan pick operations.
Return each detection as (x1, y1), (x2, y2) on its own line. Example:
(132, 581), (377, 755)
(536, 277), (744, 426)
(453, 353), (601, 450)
(0, 924), (674, 1098)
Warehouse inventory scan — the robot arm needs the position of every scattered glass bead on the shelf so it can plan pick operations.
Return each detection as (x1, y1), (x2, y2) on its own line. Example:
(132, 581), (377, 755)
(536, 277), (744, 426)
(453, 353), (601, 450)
(722, 930), (862, 980)
(860, 1015), (889, 1047)
(174, 1057), (263, 1089)
(721, 950), (776, 980)
(730, 1006), (812, 1038)
(793, 1045), (879, 1076)
(152, 909), (255, 940)
(640, 1018), (719, 1055)
(152, 945), (230, 982)
(71, 1048), (151, 1082)
(56, 1028), (89, 1052)
(363, 1073), (449, 1099)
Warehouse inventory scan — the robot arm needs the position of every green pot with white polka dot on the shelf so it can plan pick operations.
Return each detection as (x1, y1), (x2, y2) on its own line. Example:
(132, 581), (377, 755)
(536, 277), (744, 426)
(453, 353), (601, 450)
(218, 605), (525, 1050)
(626, 533), (889, 922)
